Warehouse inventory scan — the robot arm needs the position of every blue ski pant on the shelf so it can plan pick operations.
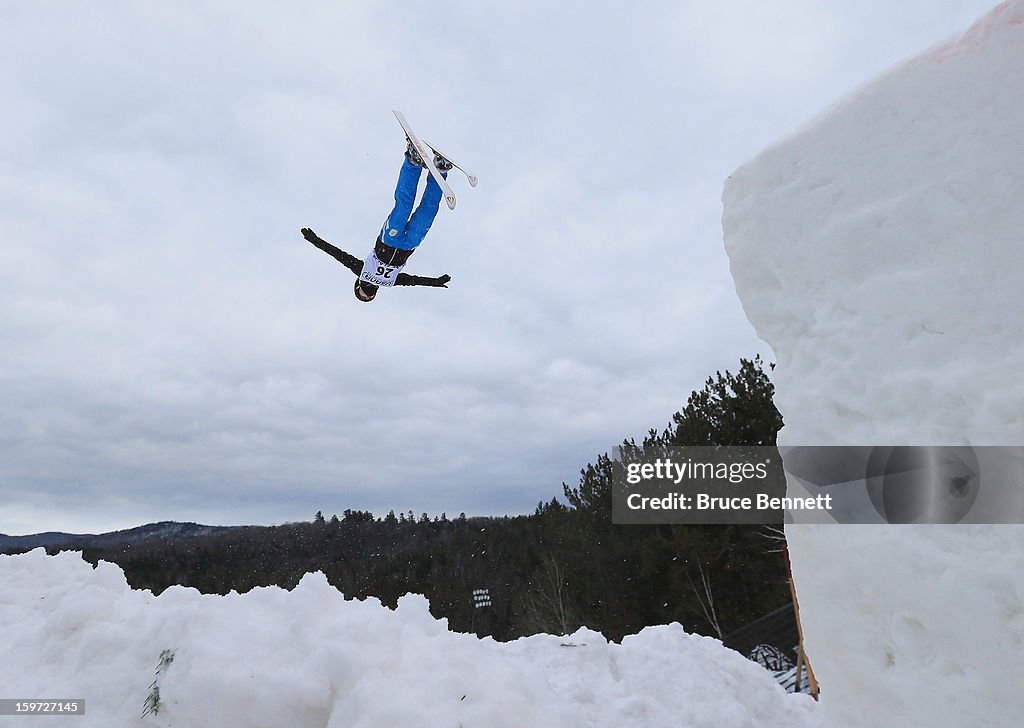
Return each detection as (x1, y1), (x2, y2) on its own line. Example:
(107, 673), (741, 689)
(378, 156), (446, 251)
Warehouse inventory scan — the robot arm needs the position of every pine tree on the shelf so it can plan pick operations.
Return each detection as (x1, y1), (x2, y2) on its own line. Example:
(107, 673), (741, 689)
(658, 355), (782, 447)
(557, 356), (789, 639)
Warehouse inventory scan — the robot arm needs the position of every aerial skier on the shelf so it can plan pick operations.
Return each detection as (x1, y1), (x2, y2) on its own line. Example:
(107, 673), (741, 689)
(300, 143), (450, 302)
(301, 112), (474, 303)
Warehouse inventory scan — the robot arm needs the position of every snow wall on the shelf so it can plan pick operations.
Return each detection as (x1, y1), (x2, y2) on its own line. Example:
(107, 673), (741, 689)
(0, 549), (819, 728)
(723, 2), (1024, 727)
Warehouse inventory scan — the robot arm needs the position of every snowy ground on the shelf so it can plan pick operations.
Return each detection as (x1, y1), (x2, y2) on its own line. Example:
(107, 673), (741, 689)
(724, 1), (1024, 726)
(0, 549), (818, 728)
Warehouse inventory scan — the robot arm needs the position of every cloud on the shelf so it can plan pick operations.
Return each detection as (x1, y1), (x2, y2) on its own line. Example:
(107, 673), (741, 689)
(675, 0), (842, 90)
(1, 0), (995, 534)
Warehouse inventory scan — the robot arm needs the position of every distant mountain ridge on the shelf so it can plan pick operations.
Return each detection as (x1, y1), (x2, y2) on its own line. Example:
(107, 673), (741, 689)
(0, 521), (237, 553)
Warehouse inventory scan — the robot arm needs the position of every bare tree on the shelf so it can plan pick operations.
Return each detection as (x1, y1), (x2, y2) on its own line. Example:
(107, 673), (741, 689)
(757, 525), (788, 554)
(519, 552), (578, 636)
(686, 557), (723, 638)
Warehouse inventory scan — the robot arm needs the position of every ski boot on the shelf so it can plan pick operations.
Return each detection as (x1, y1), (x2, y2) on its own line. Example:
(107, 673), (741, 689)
(432, 153), (453, 173)
(405, 138), (425, 167)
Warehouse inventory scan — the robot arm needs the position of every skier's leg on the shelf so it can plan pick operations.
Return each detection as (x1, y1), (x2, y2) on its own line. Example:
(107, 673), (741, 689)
(379, 156), (423, 243)
(403, 171), (447, 248)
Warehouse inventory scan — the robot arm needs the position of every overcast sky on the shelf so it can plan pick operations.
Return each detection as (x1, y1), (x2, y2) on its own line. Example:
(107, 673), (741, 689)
(1, 1), (998, 535)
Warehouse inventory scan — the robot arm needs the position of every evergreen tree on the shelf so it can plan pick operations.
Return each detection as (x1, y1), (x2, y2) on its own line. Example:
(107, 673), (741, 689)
(557, 356), (789, 639)
(657, 355), (783, 447)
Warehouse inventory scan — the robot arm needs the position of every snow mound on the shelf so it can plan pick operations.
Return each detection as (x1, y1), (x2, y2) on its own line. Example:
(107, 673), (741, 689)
(723, 1), (1024, 727)
(0, 549), (819, 728)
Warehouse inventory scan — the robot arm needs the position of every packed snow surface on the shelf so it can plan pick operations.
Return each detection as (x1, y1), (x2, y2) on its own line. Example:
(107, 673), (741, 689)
(724, 1), (1024, 727)
(0, 549), (818, 728)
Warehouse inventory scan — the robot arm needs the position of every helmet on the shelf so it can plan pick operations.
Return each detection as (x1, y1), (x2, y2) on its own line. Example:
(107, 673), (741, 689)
(354, 279), (378, 302)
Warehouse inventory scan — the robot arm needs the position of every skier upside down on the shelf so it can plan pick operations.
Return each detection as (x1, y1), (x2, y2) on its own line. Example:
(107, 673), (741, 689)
(301, 142), (453, 303)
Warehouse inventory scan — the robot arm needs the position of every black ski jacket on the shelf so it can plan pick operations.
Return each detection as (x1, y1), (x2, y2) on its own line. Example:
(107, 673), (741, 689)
(301, 228), (450, 287)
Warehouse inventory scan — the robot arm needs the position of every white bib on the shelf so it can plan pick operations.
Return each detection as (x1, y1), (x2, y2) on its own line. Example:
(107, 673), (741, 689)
(359, 252), (406, 288)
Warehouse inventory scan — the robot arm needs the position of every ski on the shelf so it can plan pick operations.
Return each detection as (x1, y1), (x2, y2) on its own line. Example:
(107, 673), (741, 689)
(393, 110), (457, 210)
(422, 139), (478, 187)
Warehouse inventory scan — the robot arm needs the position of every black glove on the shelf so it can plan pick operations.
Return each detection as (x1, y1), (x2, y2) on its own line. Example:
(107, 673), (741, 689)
(437, 274), (451, 288)
(301, 227), (317, 242)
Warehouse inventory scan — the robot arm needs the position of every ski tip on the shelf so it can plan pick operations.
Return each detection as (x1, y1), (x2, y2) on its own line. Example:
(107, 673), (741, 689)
(467, 175), (479, 187)
(445, 195), (457, 210)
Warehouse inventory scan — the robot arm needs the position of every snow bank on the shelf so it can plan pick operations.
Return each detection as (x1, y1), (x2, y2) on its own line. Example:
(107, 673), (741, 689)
(723, 1), (1024, 727)
(0, 549), (818, 728)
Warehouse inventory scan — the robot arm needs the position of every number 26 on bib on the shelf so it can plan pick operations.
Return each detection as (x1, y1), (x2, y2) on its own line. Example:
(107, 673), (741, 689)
(359, 252), (404, 288)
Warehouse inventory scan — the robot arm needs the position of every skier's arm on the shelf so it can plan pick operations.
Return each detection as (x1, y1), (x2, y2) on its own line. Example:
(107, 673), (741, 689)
(301, 228), (362, 276)
(395, 272), (451, 288)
